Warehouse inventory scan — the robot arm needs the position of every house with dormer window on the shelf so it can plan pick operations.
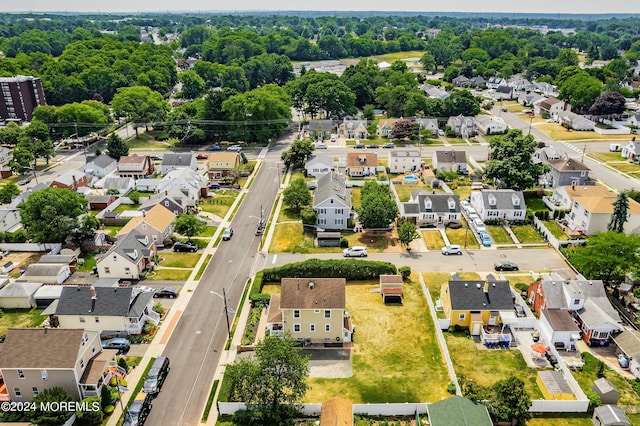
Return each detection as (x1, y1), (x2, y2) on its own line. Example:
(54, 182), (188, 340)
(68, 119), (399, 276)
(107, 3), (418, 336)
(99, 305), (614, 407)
(96, 233), (155, 280)
(340, 119), (368, 140)
(470, 189), (526, 221)
(116, 154), (154, 178)
(313, 173), (352, 230)
(116, 204), (175, 246)
(346, 151), (377, 177)
(402, 191), (461, 227)
(388, 150), (421, 173)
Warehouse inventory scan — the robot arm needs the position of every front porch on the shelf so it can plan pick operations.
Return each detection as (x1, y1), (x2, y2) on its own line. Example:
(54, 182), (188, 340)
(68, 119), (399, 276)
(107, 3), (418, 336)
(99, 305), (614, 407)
(79, 349), (126, 398)
(481, 324), (514, 348)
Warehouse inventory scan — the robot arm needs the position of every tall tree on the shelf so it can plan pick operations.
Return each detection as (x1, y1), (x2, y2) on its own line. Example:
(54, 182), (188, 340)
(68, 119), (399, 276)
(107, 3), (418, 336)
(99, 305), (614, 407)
(398, 220), (420, 249)
(490, 376), (532, 425)
(178, 70), (206, 99)
(226, 335), (309, 424)
(589, 92), (627, 118)
(28, 386), (74, 426)
(111, 86), (170, 136)
(281, 139), (315, 169)
(0, 182), (20, 204)
(357, 181), (398, 228)
(174, 213), (206, 242)
(105, 133), (129, 160)
(607, 192), (630, 233)
(283, 178), (312, 214)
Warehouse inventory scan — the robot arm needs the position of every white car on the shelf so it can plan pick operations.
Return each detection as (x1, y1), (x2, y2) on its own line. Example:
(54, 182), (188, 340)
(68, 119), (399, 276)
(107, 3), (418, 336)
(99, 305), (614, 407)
(343, 246), (368, 257)
(227, 145), (242, 151)
(472, 218), (486, 231)
(441, 245), (462, 255)
(315, 143), (327, 149)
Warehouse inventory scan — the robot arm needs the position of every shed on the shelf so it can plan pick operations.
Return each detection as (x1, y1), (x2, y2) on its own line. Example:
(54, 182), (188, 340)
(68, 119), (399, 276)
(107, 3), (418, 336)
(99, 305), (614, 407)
(379, 274), (404, 304)
(593, 405), (632, 426)
(317, 232), (342, 247)
(21, 263), (71, 284)
(2, 261), (14, 274)
(33, 284), (65, 308)
(320, 397), (352, 426)
(593, 377), (620, 405)
(537, 370), (575, 400)
(0, 281), (42, 308)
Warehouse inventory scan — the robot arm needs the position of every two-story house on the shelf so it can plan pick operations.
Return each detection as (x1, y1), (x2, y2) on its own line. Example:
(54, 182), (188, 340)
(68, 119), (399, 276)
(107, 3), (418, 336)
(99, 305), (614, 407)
(377, 118), (399, 138)
(49, 170), (89, 192)
(51, 286), (160, 335)
(534, 97), (567, 118)
(157, 168), (207, 201)
(96, 233), (156, 280)
(470, 190), (526, 221)
(486, 77), (507, 89)
(388, 150), (421, 174)
(81, 155), (117, 179)
(117, 204), (175, 246)
(161, 153), (197, 175)
(266, 278), (353, 346)
(446, 116), (475, 138)
(306, 120), (335, 139)
(207, 152), (241, 180)
(313, 173), (352, 230)
(432, 150), (467, 173)
(0, 328), (124, 402)
(474, 115), (507, 135)
(402, 191), (461, 227)
(542, 158), (593, 188)
(414, 118), (440, 135)
(346, 151), (377, 178)
(117, 154), (154, 178)
(138, 187), (195, 215)
(340, 119), (368, 140)
(305, 154), (334, 178)
(528, 280), (623, 347)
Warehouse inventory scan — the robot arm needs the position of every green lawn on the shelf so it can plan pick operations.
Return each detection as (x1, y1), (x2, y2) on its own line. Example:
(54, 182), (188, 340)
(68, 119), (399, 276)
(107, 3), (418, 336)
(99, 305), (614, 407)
(422, 230), (445, 250)
(541, 220), (569, 241)
(486, 225), (513, 244)
(0, 308), (45, 339)
(446, 137), (468, 145)
(446, 220), (479, 249)
(370, 50), (425, 61)
(199, 194), (237, 218)
(159, 252), (200, 268)
(112, 203), (140, 213)
(452, 185), (471, 201)
(422, 272), (452, 302)
(525, 198), (548, 212)
(351, 187), (362, 209)
(393, 183), (424, 202)
(445, 332), (544, 399)
(304, 277), (450, 403)
(127, 131), (174, 149)
(269, 222), (306, 252)
(571, 353), (640, 406)
(77, 255), (97, 272)
(197, 225), (217, 237)
(269, 223), (388, 254)
(589, 152), (624, 162)
(147, 269), (192, 281)
(528, 413), (594, 426)
(277, 207), (301, 223)
(511, 224), (544, 243)
(103, 225), (122, 237)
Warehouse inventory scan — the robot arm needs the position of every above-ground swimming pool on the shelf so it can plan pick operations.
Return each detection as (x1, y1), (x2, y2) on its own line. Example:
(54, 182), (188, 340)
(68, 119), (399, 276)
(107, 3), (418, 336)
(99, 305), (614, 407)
(403, 175), (419, 182)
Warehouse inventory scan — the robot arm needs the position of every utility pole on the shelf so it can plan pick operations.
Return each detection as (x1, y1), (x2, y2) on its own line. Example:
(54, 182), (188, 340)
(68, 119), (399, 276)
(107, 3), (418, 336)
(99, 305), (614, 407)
(222, 288), (231, 337)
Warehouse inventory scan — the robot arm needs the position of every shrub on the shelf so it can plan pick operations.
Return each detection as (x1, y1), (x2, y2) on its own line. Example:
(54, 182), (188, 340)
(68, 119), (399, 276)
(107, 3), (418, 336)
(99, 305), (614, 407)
(447, 382), (457, 394)
(103, 405), (114, 415)
(339, 237), (349, 248)
(585, 390), (601, 412)
(261, 259), (397, 282)
(76, 396), (103, 424)
(101, 384), (116, 408)
(515, 282), (530, 294)
(152, 302), (166, 316)
(399, 266), (411, 280)
(117, 357), (128, 372)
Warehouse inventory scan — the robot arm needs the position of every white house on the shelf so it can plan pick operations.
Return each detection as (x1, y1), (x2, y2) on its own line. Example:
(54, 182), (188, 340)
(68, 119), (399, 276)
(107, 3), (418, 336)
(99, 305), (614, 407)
(487, 77), (507, 89)
(402, 191), (461, 227)
(622, 141), (640, 162)
(313, 173), (351, 230)
(626, 113), (640, 127)
(613, 331), (640, 379)
(81, 155), (117, 178)
(100, 176), (135, 195)
(96, 233), (155, 280)
(346, 151), (377, 177)
(432, 150), (467, 173)
(157, 167), (207, 202)
(0, 208), (21, 233)
(161, 153), (197, 175)
(558, 111), (595, 131)
(414, 118), (439, 135)
(474, 115), (507, 135)
(470, 190), (526, 221)
(446, 115), (475, 138)
(534, 97), (567, 118)
(340, 119), (368, 140)
(538, 309), (581, 352)
(388, 150), (421, 174)
(305, 154), (334, 178)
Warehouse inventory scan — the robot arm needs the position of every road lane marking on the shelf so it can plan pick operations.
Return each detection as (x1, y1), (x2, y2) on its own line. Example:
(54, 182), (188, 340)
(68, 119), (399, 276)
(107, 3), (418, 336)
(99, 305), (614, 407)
(272, 254), (277, 264)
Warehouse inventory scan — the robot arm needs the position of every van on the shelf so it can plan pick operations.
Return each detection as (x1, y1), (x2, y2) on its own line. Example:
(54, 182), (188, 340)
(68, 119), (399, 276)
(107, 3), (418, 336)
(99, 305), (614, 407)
(143, 357), (170, 395)
(123, 392), (152, 426)
(610, 143), (622, 152)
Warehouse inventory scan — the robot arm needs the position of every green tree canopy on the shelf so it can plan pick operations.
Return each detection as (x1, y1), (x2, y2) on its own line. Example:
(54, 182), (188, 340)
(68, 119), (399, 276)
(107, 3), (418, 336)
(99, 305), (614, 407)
(608, 192), (629, 233)
(29, 386), (74, 426)
(490, 376), (532, 424)
(174, 212), (206, 242)
(398, 220), (420, 249)
(0, 182), (20, 204)
(357, 181), (398, 228)
(178, 70), (206, 99)
(110, 86), (170, 136)
(283, 178), (312, 214)
(281, 139), (315, 169)
(105, 133), (129, 160)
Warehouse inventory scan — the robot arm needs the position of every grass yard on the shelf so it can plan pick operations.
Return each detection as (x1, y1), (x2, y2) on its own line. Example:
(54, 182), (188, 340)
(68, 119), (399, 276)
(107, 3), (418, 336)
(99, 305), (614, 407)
(525, 198), (548, 212)
(611, 162), (640, 174)
(422, 272), (453, 302)
(571, 353), (640, 405)
(278, 207), (301, 222)
(541, 220), (569, 241)
(103, 225), (122, 237)
(452, 185), (471, 201)
(159, 252), (200, 268)
(444, 332), (544, 399)
(528, 413), (594, 426)
(269, 222), (305, 252)
(393, 183), (423, 202)
(200, 194), (237, 218)
(421, 230), (445, 250)
(112, 203), (140, 213)
(505, 102), (526, 113)
(305, 278), (450, 403)
(589, 152), (624, 162)
(446, 222), (479, 249)
(486, 225), (513, 244)
(351, 187), (362, 209)
(76, 255), (97, 272)
(370, 51), (425, 61)
(197, 226), (217, 237)
(511, 224), (544, 243)
(0, 308), (45, 339)
(447, 138), (468, 145)
(126, 132), (173, 149)
(533, 123), (632, 141)
(147, 269), (192, 281)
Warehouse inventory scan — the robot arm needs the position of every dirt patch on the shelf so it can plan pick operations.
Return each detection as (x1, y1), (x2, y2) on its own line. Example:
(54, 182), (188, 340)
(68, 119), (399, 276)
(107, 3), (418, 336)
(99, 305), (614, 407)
(3, 252), (42, 274)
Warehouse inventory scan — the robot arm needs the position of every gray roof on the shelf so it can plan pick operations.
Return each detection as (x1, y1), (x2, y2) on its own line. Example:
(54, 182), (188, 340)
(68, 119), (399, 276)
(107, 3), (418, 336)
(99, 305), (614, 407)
(390, 149), (420, 159)
(306, 154), (333, 167)
(577, 298), (622, 329)
(538, 370), (573, 396)
(0, 328), (88, 369)
(55, 286), (153, 317)
(539, 280), (609, 309)
(22, 263), (68, 278)
(0, 281), (42, 297)
(593, 405), (631, 426)
(428, 396), (492, 426)
(93, 278), (121, 288)
(541, 309), (579, 332)
(86, 195), (114, 204)
(496, 85), (513, 94)
(162, 153), (194, 166)
(434, 150), (467, 164)
(106, 232), (154, 263)
(403, 191), (460, 215)
(477, 190), (525, 210)
(447, 280), (514, 311)
(140, 187), (195, 211)
(613, 330), (640, 357)
(103, 177), (134, 191)
(593, 378), (619, 396)
(39, 254), (77, 264)
(307, 120), (334, 131)
(313, 172), (351, 208)
(33, 285), (64, 299)
(90, 155), (116, 169)
(548, 158), (590, 171)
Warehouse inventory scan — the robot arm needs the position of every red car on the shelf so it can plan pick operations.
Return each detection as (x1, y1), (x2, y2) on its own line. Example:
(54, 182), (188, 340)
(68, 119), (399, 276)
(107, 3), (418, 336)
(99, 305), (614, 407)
(196, 153), (209, 159)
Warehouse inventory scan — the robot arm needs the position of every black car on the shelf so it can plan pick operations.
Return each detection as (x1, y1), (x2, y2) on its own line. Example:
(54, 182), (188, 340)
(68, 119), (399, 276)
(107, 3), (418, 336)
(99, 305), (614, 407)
(173, 241), (198, 252)
(101, 338), (131, 354)
(354, 143), (365, 149)
(494, 261), (519, 271)
(153, 287), (179, 299)
(367, 144), (379, 149)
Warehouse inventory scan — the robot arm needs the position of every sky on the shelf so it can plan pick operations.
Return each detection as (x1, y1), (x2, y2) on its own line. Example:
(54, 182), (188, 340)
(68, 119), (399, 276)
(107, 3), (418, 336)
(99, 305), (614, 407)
(4, 0), (640, 14)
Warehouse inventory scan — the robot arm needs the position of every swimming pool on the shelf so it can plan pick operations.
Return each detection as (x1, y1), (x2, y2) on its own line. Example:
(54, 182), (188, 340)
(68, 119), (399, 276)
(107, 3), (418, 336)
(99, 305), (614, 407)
(403, 175), (419, 183)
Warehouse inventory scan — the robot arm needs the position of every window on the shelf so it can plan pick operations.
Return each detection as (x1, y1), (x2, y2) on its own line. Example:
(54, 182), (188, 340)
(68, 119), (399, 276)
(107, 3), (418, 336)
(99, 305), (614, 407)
(124, 267), (131, 275)
(104, 267), (110, 274)
(79, 317), (85, 323)
(458, 313), (466, 321)
(17, 370), (24, 379)
(95, 317), (100, 323)
(32, 387), (39, 396)
(14, 387), (21, 398)
(573, 299), (580, 305)
(314, 309), (320, 313)
(80, 359), (84, 369)
(293, 310), (300, 318)
(324, 310), (331, 319)
(293, 324), (301, 333)
(325, 324), (331, 332)
(41, 370), (47, 380)
(310, 324), (316, 332)
(164, 201), (170, 207)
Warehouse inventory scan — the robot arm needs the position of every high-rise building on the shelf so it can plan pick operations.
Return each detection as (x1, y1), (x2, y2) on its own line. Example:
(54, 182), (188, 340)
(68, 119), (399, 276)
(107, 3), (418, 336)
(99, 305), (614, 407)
(0, 75), (47, 122)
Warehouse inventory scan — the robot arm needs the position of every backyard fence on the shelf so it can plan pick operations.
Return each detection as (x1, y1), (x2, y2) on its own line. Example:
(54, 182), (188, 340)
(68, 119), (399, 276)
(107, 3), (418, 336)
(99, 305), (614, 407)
(0, 242), (61, 253)
(532, 216), (586, 250)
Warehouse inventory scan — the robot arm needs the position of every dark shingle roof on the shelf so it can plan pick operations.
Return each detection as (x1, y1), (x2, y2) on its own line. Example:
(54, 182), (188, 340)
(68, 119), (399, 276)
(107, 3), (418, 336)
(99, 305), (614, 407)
(435, 150), (467, 164)
(107, 232), (154, 262)
(56, 286), (134, 316)
(280, 278), (346, 309)
(478, 190), (525, 210)
(0, 328), (88, 369)
(162, 153), (194, 166)
(91, 155), (116, 169)
(404, 191), (460, 214)
(447, 280), (514, 311)
(313, 173), (351, 208)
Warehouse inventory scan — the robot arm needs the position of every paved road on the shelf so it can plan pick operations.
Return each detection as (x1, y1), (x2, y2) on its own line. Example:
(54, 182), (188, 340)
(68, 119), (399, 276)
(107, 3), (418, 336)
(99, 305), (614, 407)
(146, 136), (288, 426)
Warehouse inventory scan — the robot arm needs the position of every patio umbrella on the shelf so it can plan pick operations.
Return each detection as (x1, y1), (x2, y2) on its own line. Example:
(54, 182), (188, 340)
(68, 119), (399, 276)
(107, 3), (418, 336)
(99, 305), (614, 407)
(531, 343), (547, 354)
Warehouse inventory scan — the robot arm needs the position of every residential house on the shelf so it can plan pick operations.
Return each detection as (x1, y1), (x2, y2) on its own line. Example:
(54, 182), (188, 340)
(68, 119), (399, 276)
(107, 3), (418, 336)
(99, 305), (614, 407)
(494, 85), (515, 100)
(402, 191), (461, 227)
(534, 146), (564, 163)
(377, 118), (399, 138)
(49, 170), (89, 191)
(508, 78), (534, 92)
(533, 82), (557, 96)
(518, 92), (545, 106)
(346, 151), (377, 177)
(414, 118), (439, 135)
(593, 405), (632, 426)
(313, 173), (351, 230)
(161, 153), (197, 175)
(96, 233), (156, 280)
(157, 167), (207, 201)
(81, 155), (117, 178)
(470, 189), (526, 221)
(306, 120), (334, 139)
(538, 308), (581, 352)
(388, 149), (421, 174)
(626, 113), (640, 127)
(138, 188), (194, 215)
(558, 111), (595, 131)
(117, 204), (175, 246)
(544, 184), (610, 210)
(487, 77), (507, 89)
(432, 150), (467, 173)
(116, 154), (154, 178)
(427, 396), (492, 426)
(528, 280), (623, 347)
(101, 176), (135, 195)
(21, 264), (70, 283)
(440, 279), (515, 336)
(265, 277), (353, 345)
(612, 330), (640, 379)
(470, 76), (486, 87)
(420, 84), (450, 100)
(622, 140), (640, 162)
(0, 328), (124, 402)
(446, 115), (475, 138)
(52, 286), (159, 335)
(451, 76), (470, 87)
(474, 115), (507, 135)
(207, 152), (241, 180)
(0, 147), (12, 169)
(340, 119), (368, 140)
(87, 195), (116, 210)
(543, 158), (594, 188)
(535, 97), (567, 118)
(0, 208), (21, 233)
(305, 154), (334, 178)
(134, 178), (161, 192)
(0, 281), (42, 308)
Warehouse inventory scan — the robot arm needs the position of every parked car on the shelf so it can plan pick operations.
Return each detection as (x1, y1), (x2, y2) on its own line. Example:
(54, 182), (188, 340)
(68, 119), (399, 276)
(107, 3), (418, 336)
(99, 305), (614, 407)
(472, 218), (486, 231)
(143, 357), (170, 395)
(154, 287), (179, 299)
(18, 178), (30, 185)
(382, 143), (395, 149)
(209, 145), (221, 151)
(124, 392), (152, 426)
(196, 153), (209, 159)
(460, 200), (470, 212)
(441, 245), (463, 255)
(315, 143), (327, 149)
(354, 143), (365, 149)
(150, 155), (162, 161)
(101, 337), (131, 354)
(307, 181), (317, 190)
(173, 241), (198, 252)
(343, 246), (368, 257)
(222, 227), (234, 241)
(227, 145), (242, 151)
(514, 304), (526, 317)
(437, 129), (444, 136)
(208, 182), (221, 190)
(478, 231), (492, 247)
(494, 261), (519, 271)
(330, 134), (337, 142)
(367, 144), (379, 149)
